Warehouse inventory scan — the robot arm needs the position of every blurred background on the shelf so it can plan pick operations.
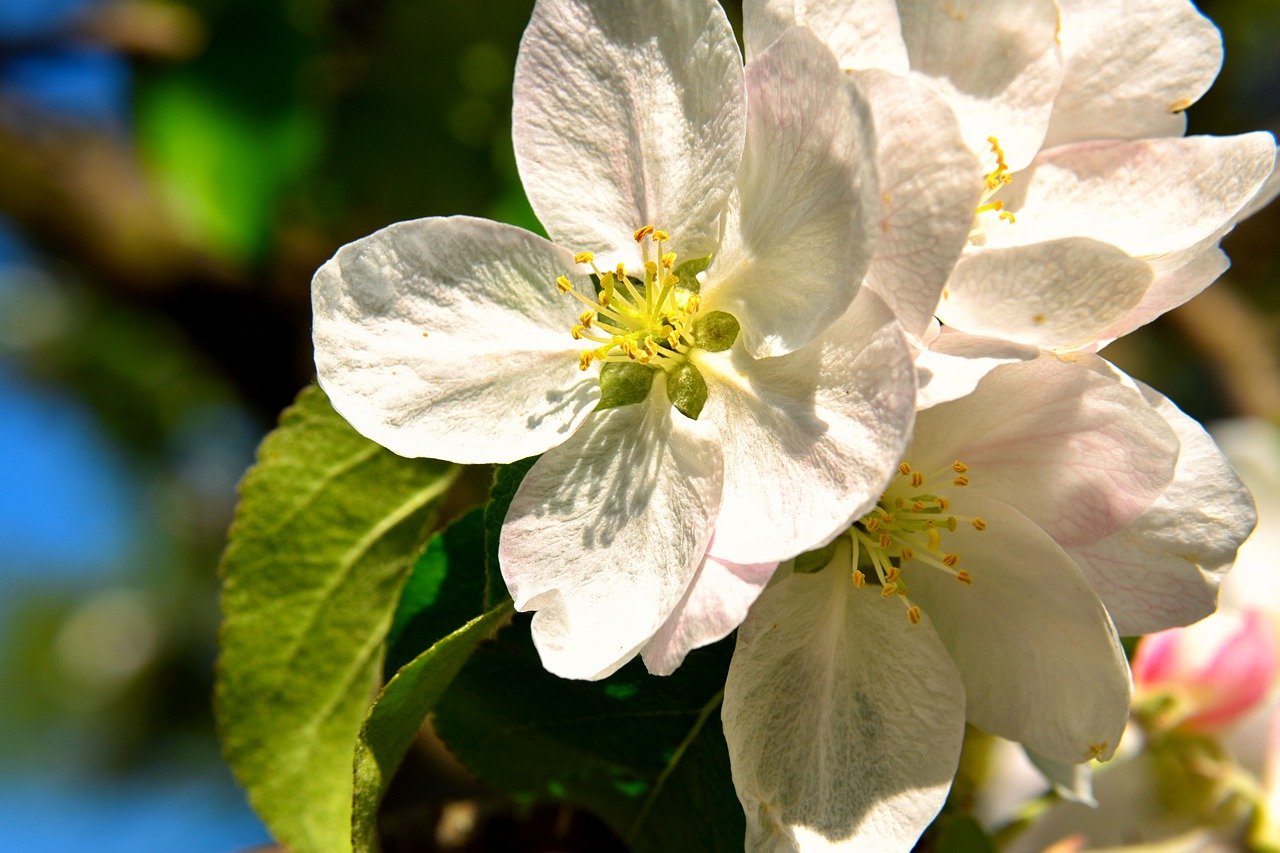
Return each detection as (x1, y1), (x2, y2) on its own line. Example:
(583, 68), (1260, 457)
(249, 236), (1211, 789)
(0, 0), (1275, 850)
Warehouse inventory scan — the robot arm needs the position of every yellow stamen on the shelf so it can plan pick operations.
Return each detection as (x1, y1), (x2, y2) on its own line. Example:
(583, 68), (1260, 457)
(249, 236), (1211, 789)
(907, 606), (922, 625)
(971, 517), (987, 531)
(556, 275), (574, 293)
(573, 251), (594, 264)
(633, 225), (654, 242)
(852, 570), (865, 588)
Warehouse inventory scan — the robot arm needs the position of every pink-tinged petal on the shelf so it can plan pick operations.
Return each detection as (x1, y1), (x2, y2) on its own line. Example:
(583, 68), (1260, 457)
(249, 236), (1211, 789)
(1066, 371), (1255, 635)
(938, 238), (1152, 351)
(896, 0), (1064, 171)
(1094, 246), (1229, 346)
(986, 133), (1278, 258)
(696, 287), (915, 564)
(1044, 0), (1223, 148)
(908, 356), (1179, 548)
(703, 27), (878, 358)
(723, 550), (966, 851)
(640, 549), (778, 676)
(743, 0), (909, 73)
(908, 496), (1131, 764)
(853, 69), (982, 338)
(1133, 610), (1278, 734)
(313, 216), (599, 463)
(499, 382), (722, 680)
(915, 326), (1039, 411)
(512, 0), (745, 265)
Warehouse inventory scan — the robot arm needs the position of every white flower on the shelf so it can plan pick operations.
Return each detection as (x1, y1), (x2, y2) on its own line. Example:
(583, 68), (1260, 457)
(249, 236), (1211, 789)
(747, 0), (1278, 355)
(721, 356), (1200, 851)
(312, 0), (916, 681)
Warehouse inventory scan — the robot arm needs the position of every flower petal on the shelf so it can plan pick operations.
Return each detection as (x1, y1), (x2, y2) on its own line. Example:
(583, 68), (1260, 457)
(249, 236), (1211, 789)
(1094, 246), (1229, 346)
(1066, 373), (1255, 635)
(937, 238), (1152, 350)
(703, 26), (878, 358)
(723, 550), (965, 851)
(512, 0), (745, 264)
(986, 133), (1278, 258)
(915, 325), (1039, 411)
(312, 216), (599, 463)
(853, 69), (982, 338)
(640, 548), (778, 676)
(896, 0), (1064, 171)
(696, 287), (915, 564)
(742, 0), (909, 74)
(499, 381), (722, 680)
(908, 356), (1179, 547)
(1043, 0), (1223, 149)
(907, 496), (1131, 763)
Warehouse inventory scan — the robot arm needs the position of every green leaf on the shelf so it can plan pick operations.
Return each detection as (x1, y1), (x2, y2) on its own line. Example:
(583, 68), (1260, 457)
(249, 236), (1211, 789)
(435, 617), (745, 851)
(352, 600), (513, 852)
(667, 361), (709, 421)
(598, 361), (657, 410)
(216, 385), (457, 853)
(385, 507), (486, 675)
(482, 458), (536, 609)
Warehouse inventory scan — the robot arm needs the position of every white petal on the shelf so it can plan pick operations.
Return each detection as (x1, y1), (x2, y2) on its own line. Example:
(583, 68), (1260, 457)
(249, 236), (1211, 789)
(640, 548), (778, 676)
(312, 216), (599, 463)
(907, 496), (1131, 763)
(1094, 246), (1229, 345)
(853, 69), (982, 338)
(742, 0), (909, 74)
(703, 27), (878, 358)
(1066, 373), (1255, 636)
(512, 0), (745, 263)
(723, 549), (965, 852)
(499, 382), (722, 680)
(908, 356), (1179, 547)
(986, 133), (1278, 258)
(696, 288), (915, 564)
(1043, 0), (1223, 149)
(1025, 748), (1096, 806)
(915, 326), (1038, 411)
(937, 238), (1152, 350)
(897, 0), (1064, 171)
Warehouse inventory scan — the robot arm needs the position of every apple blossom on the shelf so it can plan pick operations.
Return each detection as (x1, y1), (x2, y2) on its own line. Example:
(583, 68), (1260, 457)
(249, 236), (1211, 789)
(746, 0), (1278, 356)
(312, 0), (916, 682)
(722, 356), (1188, 851)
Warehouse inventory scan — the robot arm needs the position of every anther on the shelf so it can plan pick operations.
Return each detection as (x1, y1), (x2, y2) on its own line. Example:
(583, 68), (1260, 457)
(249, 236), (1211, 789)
(898, 462), (912, 476)
(578, 352), (592, 371)
(556, 275), (574, 293)
(573, 251), (594, 264)
(885, 567), (900, 583)
(571, 325), (585, 339)
(956, 571), (972, 586)
(661, 251), (677, 268)
(579, 311), (595, 327)
(971, 517), (987, 531)
(881, 584), (897, 598)
(899, 547), (914, 561)
(653, 229), (670, 242)
(633, 225), (654, 242)
(942, 554), (959, 567)
(911, 472), (924, 488)
(852, 570), (865, 588)
(952, 461), (968, 473)
(907, 606), (922, 625)
(953, 476), (969, 487)
(927, 528), (941, 551)
(937, 497), (951, 510)
(879, 533), (892, 549)
(946, 516), (958, 532)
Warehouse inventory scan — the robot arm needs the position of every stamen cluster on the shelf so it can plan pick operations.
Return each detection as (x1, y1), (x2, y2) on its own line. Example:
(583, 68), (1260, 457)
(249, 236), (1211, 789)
(847, 460), (986, 624)
(555, 226), (700, 372)
(973, 136), (1017, 226)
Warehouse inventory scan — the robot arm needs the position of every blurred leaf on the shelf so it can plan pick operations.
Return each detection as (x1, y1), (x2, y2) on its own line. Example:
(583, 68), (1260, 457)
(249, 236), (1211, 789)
(482, 458), (535, 609)
(352, 600), (512, 852)
(137, 74), (319, 262)
(216, 385), (456, 853)
(435, 618), (745, 852)
(933, 814), (997, 853)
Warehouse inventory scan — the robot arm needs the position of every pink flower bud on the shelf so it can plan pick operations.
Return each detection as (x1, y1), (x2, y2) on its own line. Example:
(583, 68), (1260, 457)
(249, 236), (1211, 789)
(1132, 609), (1278, 734)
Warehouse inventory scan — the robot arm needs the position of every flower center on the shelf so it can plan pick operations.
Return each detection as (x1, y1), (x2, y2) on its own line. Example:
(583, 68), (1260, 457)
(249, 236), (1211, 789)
(555, 225), (701, 373)
(846, 460), (985, 624)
